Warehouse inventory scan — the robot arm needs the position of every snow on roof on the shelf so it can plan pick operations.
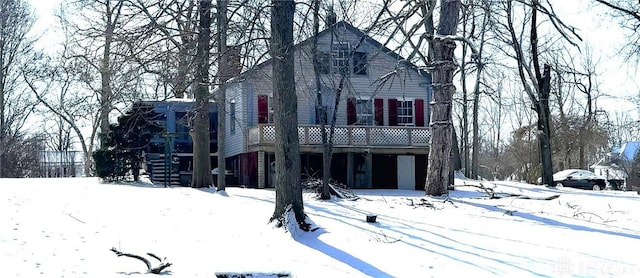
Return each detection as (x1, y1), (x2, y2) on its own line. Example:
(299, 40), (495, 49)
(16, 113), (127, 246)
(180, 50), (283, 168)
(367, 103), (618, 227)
(620, 141), (640, 161)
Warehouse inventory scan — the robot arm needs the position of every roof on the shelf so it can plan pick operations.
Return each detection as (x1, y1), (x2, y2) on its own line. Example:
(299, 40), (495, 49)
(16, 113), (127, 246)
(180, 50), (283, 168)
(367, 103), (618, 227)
(230, 21), (431, 82)
(619, 141), (640, 161)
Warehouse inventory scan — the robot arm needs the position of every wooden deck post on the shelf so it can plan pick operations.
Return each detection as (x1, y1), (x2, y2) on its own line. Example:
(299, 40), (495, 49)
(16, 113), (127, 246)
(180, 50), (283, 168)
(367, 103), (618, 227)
(258, 151), (265, 188)
(347, 152), (354, 188)
(365, 151), (373, 188)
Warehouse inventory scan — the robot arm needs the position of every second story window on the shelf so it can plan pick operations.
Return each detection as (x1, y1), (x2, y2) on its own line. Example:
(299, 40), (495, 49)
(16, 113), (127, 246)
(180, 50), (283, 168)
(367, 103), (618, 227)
(332, 42), (350, 74)
(356, 99), (373, 125)
(353, 52), (367, 75)
(258, 94), (275, 124)
(316, 42), (368, 76)
(397, 100), (414, 125)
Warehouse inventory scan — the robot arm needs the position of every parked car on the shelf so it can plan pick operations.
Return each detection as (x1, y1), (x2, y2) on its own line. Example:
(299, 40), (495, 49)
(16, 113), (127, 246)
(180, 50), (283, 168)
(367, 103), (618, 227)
(548, 169), (607, 191)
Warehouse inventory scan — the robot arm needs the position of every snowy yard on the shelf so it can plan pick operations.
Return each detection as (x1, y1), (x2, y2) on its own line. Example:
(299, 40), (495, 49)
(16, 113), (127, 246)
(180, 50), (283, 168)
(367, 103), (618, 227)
(2, 177), (640, 277)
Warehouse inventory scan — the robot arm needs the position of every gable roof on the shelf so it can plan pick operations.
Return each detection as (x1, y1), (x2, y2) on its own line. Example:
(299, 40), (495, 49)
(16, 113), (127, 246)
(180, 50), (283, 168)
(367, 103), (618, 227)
(231, 21), (430, 82)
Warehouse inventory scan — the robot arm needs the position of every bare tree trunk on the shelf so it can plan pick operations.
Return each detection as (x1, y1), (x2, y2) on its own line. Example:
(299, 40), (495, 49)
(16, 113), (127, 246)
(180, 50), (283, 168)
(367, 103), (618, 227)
(270, 0), (305, 225)
(98, 1), (122, 149)
(530, 2), (553, 186)
(310, 0), (331, 200)
(216, 0), (228, 191)
(471, 86), (479, 178)
(191, 0), (213, 188)
(0, 58), (4, 178)
(538, 64), (553, 186)
(459, 14), (470, 178)
(425, 0), (461, 196)
(504, 0), (560, 186)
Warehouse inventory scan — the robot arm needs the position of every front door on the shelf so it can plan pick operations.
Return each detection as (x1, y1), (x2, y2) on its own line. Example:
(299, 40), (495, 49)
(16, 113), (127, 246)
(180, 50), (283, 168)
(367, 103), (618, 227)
(397, 155), (415, 190)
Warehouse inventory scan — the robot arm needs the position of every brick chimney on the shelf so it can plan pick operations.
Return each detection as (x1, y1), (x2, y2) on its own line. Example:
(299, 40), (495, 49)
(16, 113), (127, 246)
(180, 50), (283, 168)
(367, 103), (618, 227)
(222, 45), (242, 82)
(326, 5), (336, 28)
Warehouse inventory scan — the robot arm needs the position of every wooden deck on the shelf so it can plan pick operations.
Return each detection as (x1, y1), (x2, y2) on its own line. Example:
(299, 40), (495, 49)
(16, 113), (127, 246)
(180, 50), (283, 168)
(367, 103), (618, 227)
(247, 124), (431, 154)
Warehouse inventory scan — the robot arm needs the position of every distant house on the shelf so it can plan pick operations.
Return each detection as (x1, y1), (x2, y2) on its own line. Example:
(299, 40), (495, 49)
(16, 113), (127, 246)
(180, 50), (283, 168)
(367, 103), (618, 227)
(127, 100), (219, 186)
(591, 141), (640, 190)
(40, 151), (84, 177)
(221, 21), (432, 190)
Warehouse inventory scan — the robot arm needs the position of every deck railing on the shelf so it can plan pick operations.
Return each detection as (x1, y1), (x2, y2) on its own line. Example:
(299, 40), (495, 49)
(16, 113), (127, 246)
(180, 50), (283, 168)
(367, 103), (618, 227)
(248, 124), (431, 148)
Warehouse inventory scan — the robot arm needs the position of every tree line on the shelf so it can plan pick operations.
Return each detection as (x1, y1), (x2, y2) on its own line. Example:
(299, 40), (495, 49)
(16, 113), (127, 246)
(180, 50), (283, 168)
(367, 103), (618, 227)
(1, 0), (640, 224)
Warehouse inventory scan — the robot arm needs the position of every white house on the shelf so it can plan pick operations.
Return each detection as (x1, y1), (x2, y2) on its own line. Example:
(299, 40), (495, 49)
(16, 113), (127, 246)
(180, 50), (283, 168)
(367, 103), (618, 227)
(40, 151), (84, 177)
(220, 21), (432, 190)
(591, 141), (640, 190)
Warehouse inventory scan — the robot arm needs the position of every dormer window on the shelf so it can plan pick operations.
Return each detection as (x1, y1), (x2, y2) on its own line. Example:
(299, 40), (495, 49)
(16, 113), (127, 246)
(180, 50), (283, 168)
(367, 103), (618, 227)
(315, 42), (368, 76)
(332, 42), (350, 74)
(353, 51), (367, 75)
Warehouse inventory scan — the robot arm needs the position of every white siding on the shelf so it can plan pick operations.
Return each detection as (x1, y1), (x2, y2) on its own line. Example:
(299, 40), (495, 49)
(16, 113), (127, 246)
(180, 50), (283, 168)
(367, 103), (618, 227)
(231, 22), (431, 156)
(295, 24), (431, 126)
(224, 82), (246, 158)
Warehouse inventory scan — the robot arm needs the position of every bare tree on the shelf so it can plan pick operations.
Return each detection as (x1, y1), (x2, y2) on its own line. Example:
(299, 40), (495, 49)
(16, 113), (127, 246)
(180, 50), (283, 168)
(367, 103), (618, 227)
(56, 0), (142, 149)
(457, 0), (492, 179)
(497, 0), (581, 186)
(25, 52), (101, 176)
(191, 0), (213, 188)
(310, 0), (331, 199)
(592, 0), (640, 60)
(270, 0), (306, 228)
(0, 0), (37, 178)
(216, 0), (228, 191)
(127, 0), (198, 99)
(425, 0), (462, 196)
(550, 46), (608, 170)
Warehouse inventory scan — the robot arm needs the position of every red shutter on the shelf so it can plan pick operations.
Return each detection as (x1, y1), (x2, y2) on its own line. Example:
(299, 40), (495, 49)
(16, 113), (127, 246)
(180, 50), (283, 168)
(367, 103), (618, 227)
(415, 99), (425, 127)
(347, 97), (356, 125)
(374, 98), (383, 126)
(388, 99), (398, 126)
(258, 95), (268, 123)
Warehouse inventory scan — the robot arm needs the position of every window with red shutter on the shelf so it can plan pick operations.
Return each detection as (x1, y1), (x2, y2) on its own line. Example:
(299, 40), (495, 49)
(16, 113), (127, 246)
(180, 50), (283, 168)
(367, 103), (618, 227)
(415, 99), (425, 127)
(347, 97), (356, 125)
(374, 98), (383, 126)
(388, 99), (398, 126)
(258, 95), (268, 123)
(397, 100), (414, 125)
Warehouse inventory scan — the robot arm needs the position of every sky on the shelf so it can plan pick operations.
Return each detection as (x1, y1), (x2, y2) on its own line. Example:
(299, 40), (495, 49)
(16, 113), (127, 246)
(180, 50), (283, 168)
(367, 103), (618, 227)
(3, 176), (640, 277)
(29, 0), (638, 95)
(26, 0), (640, 122)
(553, 0), (639, 112)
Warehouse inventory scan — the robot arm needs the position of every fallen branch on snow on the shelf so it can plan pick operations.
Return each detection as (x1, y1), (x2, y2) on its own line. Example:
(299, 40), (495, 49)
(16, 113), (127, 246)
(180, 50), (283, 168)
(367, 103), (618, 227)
(465, 183), (560, 200)
(573, 211), (605, 222)
(301, 178), (358, 200)
(406, 198), (437, 209)
(110, 247), (172, 274)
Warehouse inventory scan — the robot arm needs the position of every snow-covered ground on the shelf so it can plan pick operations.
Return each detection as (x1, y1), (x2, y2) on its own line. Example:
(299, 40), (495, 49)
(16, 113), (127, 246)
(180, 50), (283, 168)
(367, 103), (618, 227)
(2, 177), (640, 277)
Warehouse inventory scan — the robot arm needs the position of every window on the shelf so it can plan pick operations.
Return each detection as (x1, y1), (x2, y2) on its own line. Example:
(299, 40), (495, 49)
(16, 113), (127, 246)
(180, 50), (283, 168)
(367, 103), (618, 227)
(397, 100), (414, 125)
(315, 89), (335, 125)
(257, 95), (274, 124)
(316, 52), (331, 74)
(175, 112), (190, 140)
(356, 99), (373, 125)
(353, 52), (367, 75)
(332, 42), (350, 74)
(316, 105), (328, 124)
(229, 101), (236, 134)
(317, 43), (368, 76)
(268, 96), (274, 123)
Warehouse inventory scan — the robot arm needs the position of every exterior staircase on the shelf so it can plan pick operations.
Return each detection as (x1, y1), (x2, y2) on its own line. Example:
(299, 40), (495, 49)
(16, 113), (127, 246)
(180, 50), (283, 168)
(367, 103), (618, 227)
(148, 155), (181, 187)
